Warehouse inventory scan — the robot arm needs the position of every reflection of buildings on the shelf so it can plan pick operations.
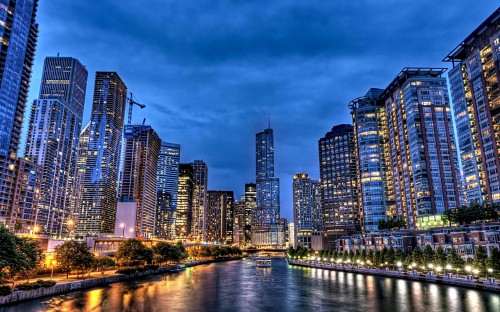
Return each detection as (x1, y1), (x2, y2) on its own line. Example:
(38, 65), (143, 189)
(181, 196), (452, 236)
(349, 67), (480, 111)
(76, 72), (127, 236)
(176, 164), (194, 240)
(253, 127), (284, 247)
(444, 9), (500, 205)
(293, 173), (322, 249)
(0, 0), (39, 228)
(117, 125), (161, 238)
(191, 160), (208, 242)
(319, 124), (359, 248)
(206, 191), (234, 244)
(156, 142), (180, 239)
(25, 56), (88, 235)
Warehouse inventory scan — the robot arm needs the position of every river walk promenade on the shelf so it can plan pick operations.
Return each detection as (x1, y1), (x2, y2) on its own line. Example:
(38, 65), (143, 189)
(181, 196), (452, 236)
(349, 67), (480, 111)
(288, 259), (500, 292)
(0, 258), (240, 306)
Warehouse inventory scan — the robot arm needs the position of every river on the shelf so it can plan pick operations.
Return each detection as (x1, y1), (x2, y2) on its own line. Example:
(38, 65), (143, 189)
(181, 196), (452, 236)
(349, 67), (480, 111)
(1, 258), (499, 312)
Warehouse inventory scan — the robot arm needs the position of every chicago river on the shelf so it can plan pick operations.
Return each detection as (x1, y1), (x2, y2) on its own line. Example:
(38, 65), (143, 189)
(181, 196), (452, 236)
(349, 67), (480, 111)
(1, 259), (498, 312)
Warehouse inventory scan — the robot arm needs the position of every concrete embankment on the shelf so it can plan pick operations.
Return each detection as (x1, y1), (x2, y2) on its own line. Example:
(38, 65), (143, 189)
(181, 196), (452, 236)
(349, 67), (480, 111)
(288, 260), (500, 292)
(0, 257), (241, 306)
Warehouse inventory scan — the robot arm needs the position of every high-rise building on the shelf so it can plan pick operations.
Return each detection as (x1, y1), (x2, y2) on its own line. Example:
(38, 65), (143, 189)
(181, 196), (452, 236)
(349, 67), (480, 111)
(117, 125), (161, 238)
(176, 164), (194, 241)
(191, 160), (208, 242)
(292, 173), (322, 249)
(254, 127), (283, 247)
(25, 56), (88, 235)
(349, 89), (396, 232)
(444, 8), (500, 205)
(380, 68), (462, 228)
(233, 198), (246, 245)
(10, 158), (42, 232)
(206, 190), (234, 244)
(319, 124), (359, 248)
(156, 142), (181, 239)
(244, 183), (256, 245)
(0, 0), (39, 226)
(76, 72), (127, 235)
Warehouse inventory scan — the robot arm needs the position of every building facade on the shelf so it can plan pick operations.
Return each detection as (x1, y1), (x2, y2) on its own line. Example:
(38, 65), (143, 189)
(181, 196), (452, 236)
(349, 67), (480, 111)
(176, 164), (194, 241)
(76, 72), (127, 235)
(292, 173), (322, 249)
(10, 158), (42, 232)
(118, 125), (161, 238)
(191, 160), (208, 242)
(25, 56), (88, 235)
(319, 124), (360, 247)
(254, 128), (283, 247)
(244, 183), (256, 245)
(349, 88), (396, 232)
(206, 190), (234, 244)
(156, 142), (181, 239)
(445, 8), (500, 205)
(380, 68), (462, 228)
(0, 0), (39, 226)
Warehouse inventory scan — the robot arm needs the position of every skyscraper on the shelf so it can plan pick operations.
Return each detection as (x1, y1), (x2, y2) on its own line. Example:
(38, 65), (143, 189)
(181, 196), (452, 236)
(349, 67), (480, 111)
(318, 124), (359, 247)
(244, 183), (256, 245)
(191, 160), (208, 242)
(206, 190), (234, 244)
(292, 173), (322, 249)
(118, 125), (161, 238)
(445, 8), (500, 205)
(349, 89), (396, 232)
(76, 72), (127, 235)
(10, 158), (42, 232)
(0, 0), (39, 226)
(254, 127), (283, 247)
(176, 164), (194, 240)
(156, 142), (181, 239)
(380, 68), (462, 228)
(25, 56), (88, 235)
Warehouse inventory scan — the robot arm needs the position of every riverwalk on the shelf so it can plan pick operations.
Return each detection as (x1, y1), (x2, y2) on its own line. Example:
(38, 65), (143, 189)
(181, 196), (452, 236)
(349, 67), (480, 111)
(288, 259), (500, 292)
(0, 258), (240, 306)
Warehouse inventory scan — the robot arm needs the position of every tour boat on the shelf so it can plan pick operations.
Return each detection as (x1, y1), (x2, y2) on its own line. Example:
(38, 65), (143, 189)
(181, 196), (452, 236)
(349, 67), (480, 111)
(256, 259), (272, 268)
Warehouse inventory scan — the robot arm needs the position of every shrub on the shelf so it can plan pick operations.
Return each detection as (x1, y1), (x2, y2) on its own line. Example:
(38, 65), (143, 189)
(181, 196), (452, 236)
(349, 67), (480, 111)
(144, 264), (159, 271)
(0, 286), (12, 296)
(116, 267), (138, 275)
(35, 280), (56, 287)
(15, 283), (38, 290)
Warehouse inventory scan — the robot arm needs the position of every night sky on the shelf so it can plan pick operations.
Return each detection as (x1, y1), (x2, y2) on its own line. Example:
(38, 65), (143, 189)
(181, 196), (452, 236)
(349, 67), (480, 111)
(25, 1), (498, 221)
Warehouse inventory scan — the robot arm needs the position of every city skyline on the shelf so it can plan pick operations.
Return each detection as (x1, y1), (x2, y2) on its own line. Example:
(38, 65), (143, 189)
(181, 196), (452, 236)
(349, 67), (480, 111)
(23, 1), (500, 221)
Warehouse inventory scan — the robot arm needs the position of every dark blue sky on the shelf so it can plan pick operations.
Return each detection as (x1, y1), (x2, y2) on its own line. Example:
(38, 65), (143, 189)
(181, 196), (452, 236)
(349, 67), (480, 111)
(26, 1), (498, 221)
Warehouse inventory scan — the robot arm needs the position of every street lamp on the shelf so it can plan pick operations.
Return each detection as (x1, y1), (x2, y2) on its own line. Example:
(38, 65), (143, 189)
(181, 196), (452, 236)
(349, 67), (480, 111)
(129, 228), (134, 238)
(120, 223), (125, 238)
(51, 260), (56, 278)
(487, 268), (493, 279)
(465, 265), (472, 273)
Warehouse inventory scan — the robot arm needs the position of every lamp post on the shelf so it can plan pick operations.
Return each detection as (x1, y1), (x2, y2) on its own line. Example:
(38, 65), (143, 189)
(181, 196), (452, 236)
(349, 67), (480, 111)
(129, 228), (134, 238)
(120, 223), (125, 238)
(51, 260), (56, 278)
(487, 268), (493, 279)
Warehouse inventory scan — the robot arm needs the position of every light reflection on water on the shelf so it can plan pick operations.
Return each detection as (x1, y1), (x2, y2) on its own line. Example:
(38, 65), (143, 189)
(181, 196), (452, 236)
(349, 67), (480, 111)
(1, 259), (499, 312)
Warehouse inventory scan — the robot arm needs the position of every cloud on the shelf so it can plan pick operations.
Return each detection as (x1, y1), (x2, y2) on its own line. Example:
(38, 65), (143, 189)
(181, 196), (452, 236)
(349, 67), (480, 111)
(28, 0), (500, 220)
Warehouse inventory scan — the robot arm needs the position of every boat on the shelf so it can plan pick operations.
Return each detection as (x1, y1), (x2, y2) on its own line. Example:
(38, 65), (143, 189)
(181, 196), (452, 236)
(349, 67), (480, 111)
(256, 259), (272, 268)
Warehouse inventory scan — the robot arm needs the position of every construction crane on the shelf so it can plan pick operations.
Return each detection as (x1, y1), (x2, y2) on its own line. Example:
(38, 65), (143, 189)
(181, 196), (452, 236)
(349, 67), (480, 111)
(127, 92), (146, 124)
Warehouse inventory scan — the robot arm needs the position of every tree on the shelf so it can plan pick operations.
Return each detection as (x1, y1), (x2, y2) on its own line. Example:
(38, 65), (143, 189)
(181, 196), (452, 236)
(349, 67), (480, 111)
(54, 240), (95, 279)
(12, 237), (43, 282)
(385, 248), (395, 267)
(447, 248), (464, 275)
(95, 256), (115, 275)
(411, 247), (423, 267)
(0, 225), (17, 284)
(486, 248), (500, 278)
(422, 245), (435, 268)
(115, 239), (153, 266)
(434, 246), (447, 268)
(474, 246), (488, 276)
(394, 248), (405, 264)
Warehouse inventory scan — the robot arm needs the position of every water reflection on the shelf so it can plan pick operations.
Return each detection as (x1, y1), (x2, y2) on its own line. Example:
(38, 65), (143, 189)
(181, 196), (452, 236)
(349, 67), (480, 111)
(1, 259), (499, 312)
